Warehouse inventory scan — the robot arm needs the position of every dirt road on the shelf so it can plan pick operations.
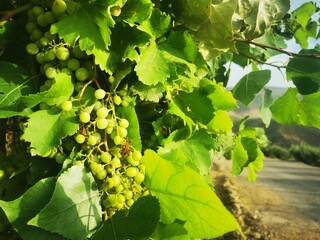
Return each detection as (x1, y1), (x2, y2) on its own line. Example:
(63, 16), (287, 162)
(212, 158), (320, 240)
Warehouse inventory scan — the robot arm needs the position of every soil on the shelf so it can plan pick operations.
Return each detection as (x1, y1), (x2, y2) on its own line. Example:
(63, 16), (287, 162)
(211, 157), (320, 240)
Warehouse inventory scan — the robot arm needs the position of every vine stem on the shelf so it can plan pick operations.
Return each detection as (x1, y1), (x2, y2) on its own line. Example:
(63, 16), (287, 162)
(234, 37), (320, 59)
(0, 3), (33, 24)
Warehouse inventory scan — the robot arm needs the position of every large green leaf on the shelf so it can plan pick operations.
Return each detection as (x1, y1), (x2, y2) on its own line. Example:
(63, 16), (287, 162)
(28, 165), (102, 240)
(22, 73), (74, 107)
(0, 61), (35, 117)
(142, 150), (241, 239)
(237, 0), (290, 39)
(21, 107), (79, 155)
(119, 0), (153, 25)
(286, 51), (320, 94)
(292, 2), (316, 29)
(232, 70), (271, 106)
(0, 178), (65, 240)
(92, 196), (160, 240)
(270, 88), (320, 129)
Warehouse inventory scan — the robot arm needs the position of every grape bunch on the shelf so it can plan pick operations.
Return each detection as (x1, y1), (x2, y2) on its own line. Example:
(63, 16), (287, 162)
(24, 0), (148, 220)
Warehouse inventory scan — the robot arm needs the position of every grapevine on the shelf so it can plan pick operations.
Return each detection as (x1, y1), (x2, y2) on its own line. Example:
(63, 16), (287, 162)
(0, 0), (319, 239)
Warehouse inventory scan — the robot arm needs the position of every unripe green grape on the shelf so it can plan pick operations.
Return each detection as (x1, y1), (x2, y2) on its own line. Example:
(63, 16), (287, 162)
(96, 107), (109, 118)
(110, 6), (121, 17)
(101, 151), (112, 163)
(26, 43), (39, 55)
(55, 152), (67, 164)
(106, 127), (113, 134)
(44, 79), (53, 89)
(32, 6), (45, 17)
(61, 68), (73, 75)
(94, 89), (106, 100)
(113, 95), (122, 105)
(45, 67), (57, 79)
(87, 134), (100, 146)
(112, 175), (121, 186)
(132, 150), (142, 162)
(96, 118), (108, 130)
(47, 147), (58, 159)
(93, 101), (103, 111)
(108, 75), (115, 84)
(134, 172), (144, 183)
(104, 178), (115, 189)
(75, 67), (89, 81)
(123, 190), (133, 200)
(119, 118), (129, 128)
(95, 169), (107, 180)
(37, 14), (48, 27)
(108, 119), (116, 128)
(115, 184), (123, 193)
(90, 162), (103, 173)
(126, 167), (138, 177)
(44, 49), (56, 62)
(44, 11), (56, 24)
(60, 100), (72, 111)
(127, 155), (140, 167)
(104, 194), (117, 207)
(0, 170), (5, 181)
(113, 135), (123, 145)
(126, 199), (134, 207)
(72, 45), (86, 58)
(39, 37), (49, 47)
(79, 111), (90, 123)
(111, 157), (121, 168)
(27, 9), (36, 20)
(25, 21), (38, 34)
(52, 0), (67, 15)
(90, 155), (100, 163)
(44, 31), (57, 42)
(67, 58), (80, 71)
(121, 99), (129, 107)
(74, 82), (84, 92)
(56, 46), (70, 61)
(118, 127), (127, 138)
(30, 29), (43, 42)
(117, 194), (126, 204)
(138, 163), (145, 174)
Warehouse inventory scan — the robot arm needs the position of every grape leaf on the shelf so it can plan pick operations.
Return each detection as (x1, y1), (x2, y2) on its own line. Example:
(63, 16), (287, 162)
(21, 107), (79, 155)
(135, 40), (172, 85)
(270, 88), (320, 129)
(28, 165), (102, 240)
(158, 129), (215, 178)
(22, 73), (74, 107)
(200, 79), (238, 111)
(92, 196), (160, 240)
(232, 70), (271, 106)
(172, 89), (214, 124)
(51, 0), (120, 50)
(0, 177), (65, 240)
(138, 9), (171, 38)
(259, 88), (273, 127)
(142, 150), (241, 238)
(236, 0), (290, 39)
(131, 82), (165, 102)
(152, 221), (189, 240)
(119, 0), (153, 25)
(0, 61), (35, 117)
(207, 110), (233, 133)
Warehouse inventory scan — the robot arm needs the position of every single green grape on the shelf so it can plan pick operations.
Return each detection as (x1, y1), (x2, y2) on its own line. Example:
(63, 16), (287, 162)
(45, 67), (57, 79)
(126, 155), (140, 167)
(104, 178), (115, 189)
(60, 100), (72, 111)
(37, 14), (48, 27)
(126, 199), (134, 207)
(94, 89), (106, 100)
(111, 157), (121, 168)
(44, 49), (56, 62)
(113, 135), (124, 145)
(100, 151), (112, 163)
(79, 111), (90, 123)
(113, 95), (122, 105)
(118, 127), (127, 138)
(26, 43), (39, 55)
(108, 75), (115, 84)
(0, 170), (5, 181)
(67, 58), (80, 71)
(32, 5), (45, 17)
(96, 107), (109, 118)
(25, 21), (38, 34)
(44, 11), (56, 24)
(90, 162), (103, 173)
(126, 167), (138, 177)
(52, 0), (67, 15)
(55, 152), (67, 164)
(95, 169), (107, 180)
(72, 45), (86, 58)
(93, 101), (103, 111)
(134, 172), (145, 183)
(30, 29), (43, 42)
(61, 68), (73, 76)
(87, 133), (101, 146)
(117, 194), (126, 204)
(96, 118), (108, 130)
(56, 46), (70, 61)
(75, 67), (89, 81)
(39, 37), (49, 47)
(123, 190), (133, 200)
(112, 175), (121, 186)
(132, 150), (142, 162)
(119, 118), (129, 128)
(115, 184), (124, 193)
(103, 194), (117, 207)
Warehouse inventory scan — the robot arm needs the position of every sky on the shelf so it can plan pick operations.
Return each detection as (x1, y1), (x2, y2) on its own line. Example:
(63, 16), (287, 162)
(227, 0), (320, 88)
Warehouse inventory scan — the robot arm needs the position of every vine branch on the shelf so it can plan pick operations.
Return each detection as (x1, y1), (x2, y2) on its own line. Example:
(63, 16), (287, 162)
(234, 38), (320, 59)
(0, 3), (33, 25)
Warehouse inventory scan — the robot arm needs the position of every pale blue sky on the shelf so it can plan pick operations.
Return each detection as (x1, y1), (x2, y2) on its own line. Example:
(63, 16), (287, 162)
(227, 0), (320, 88)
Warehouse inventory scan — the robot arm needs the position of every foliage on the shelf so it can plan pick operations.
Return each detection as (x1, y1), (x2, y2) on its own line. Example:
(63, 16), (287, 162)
(0, 0), (319, 239)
